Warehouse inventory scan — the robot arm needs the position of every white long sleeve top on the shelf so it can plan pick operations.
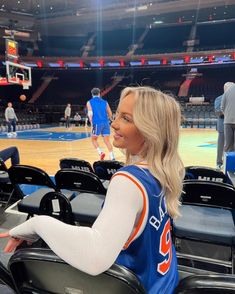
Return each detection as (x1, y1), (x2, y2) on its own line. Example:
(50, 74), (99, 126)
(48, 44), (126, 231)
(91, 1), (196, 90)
(9, 170), (147, 275)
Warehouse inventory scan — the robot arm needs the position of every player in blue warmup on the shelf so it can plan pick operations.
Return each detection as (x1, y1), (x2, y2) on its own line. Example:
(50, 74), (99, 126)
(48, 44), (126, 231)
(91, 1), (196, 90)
(0, 86), (184, 294)
(87, 87), (115, 160)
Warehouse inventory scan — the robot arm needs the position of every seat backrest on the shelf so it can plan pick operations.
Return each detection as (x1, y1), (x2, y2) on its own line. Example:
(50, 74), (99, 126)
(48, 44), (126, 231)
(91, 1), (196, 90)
(8, 165), (56, 190)
(175, 274), (235, 293)
(39, 191), (74, 225)
(9, 248), (146, 294)
(55, 169), (107, 194)
(182, 180), (235, 209)
(93, 160), (124, 180)
(185, 166), (229, 183)
(0, 260), (15, 291)
(60, 158), (94, 173)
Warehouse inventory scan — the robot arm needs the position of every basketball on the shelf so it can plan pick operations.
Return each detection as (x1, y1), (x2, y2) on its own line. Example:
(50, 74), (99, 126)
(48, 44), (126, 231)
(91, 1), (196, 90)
(19, 94), (26, 101)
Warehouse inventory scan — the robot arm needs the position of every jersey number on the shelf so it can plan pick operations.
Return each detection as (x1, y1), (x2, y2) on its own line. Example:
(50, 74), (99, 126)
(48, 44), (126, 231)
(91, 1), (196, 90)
(157, 219), (172, 275)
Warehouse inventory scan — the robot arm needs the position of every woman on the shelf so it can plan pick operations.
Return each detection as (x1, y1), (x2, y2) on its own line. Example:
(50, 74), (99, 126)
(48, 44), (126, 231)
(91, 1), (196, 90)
(0, 86), (184, 294)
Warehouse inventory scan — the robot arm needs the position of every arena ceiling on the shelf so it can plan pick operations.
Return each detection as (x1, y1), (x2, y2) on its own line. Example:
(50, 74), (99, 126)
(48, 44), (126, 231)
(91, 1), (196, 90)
(0, 0), (234, 39)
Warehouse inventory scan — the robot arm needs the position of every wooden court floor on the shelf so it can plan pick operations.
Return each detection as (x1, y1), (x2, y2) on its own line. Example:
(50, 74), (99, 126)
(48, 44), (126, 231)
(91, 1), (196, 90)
(0, 127), (218, 175)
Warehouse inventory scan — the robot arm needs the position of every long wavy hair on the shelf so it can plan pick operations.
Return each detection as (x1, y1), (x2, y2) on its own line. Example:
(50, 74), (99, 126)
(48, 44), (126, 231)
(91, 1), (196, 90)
(120, 86), (184, 218)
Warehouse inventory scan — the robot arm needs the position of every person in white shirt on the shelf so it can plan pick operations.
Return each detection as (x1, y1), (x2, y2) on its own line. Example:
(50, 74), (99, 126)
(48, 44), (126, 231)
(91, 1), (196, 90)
(5, 102), (18, 137)
(74, 112), (81, 126)
(64, 103), (71, 128)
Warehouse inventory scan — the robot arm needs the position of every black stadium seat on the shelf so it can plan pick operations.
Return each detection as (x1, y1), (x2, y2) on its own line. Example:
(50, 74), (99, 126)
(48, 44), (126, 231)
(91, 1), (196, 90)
(173, 180), (235, 274)
(4, 247), (235, 294)
(175, 274), (235, 293)
(8, 165), (57, 216)
(8, 248), (147, 294)
(8, 165), (75, 217)
(55, 169), (107, 225)
(0, 260), (15, 292)
(184, 166), (229, 184)
(60, 158), (94, 173)
(55, 169), (107, 194)
(93, 160), (124, 181)
(179, 180), (235, 208)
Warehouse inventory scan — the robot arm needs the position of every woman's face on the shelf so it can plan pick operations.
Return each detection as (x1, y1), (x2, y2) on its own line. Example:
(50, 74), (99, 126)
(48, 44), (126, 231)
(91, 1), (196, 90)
(111, 93), (145, 155)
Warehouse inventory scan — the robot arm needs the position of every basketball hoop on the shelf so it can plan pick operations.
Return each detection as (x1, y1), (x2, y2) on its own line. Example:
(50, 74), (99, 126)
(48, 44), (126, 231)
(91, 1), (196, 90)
(5, 61), (32, 89)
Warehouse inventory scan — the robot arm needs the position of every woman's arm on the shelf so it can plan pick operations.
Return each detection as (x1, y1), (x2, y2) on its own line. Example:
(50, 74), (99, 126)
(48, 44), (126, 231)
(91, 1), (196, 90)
(8, 174), (144, 275)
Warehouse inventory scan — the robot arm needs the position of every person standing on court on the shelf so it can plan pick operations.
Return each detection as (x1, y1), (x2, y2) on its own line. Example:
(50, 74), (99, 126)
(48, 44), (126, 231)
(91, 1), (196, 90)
(214, 94), (224, 169)
(64, 103), (71, 129)
(221, 82), (235, 152)
(87, 88), (115, 160)
(5, 102), (18, 137)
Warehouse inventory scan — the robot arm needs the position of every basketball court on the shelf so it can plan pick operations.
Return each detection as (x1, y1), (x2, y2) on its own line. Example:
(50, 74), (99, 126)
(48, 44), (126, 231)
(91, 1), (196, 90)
(0, 38), (219, 174)
(0, 5), (234, 293)
(0, 126), (218, 175)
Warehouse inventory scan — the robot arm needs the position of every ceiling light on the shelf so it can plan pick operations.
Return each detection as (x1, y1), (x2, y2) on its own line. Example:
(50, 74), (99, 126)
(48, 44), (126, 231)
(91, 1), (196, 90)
(137, 5), (148, 11)
(125, 7), (135, 12)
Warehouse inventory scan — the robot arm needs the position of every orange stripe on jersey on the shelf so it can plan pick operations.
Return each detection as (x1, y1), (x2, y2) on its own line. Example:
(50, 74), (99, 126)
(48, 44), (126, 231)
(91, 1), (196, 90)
(112, 172), (147, 249)
(135, 163), (148, 166)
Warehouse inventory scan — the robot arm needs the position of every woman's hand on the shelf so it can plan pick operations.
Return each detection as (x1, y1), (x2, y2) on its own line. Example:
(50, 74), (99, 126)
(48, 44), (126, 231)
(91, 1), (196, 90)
(0, 232), (24, 253)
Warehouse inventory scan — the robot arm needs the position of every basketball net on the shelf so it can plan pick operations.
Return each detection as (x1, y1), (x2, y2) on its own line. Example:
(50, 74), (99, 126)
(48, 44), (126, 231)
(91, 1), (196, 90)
(23, 84), (29, 90)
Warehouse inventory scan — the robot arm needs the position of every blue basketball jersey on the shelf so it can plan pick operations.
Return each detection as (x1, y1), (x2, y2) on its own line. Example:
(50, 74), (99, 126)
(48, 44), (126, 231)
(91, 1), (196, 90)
(115, 165), (178, 294)
(89, 96), (109, 124)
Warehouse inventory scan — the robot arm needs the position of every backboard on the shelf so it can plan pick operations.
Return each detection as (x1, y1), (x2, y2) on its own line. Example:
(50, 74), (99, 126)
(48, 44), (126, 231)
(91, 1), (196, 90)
(6, 61), (32, 89)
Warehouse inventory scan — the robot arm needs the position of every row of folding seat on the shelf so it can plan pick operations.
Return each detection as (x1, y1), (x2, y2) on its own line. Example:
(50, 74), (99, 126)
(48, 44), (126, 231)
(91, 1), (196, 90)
(59, 158), (124, 181)
(1, 246), (235, 294)
(1, 161), (235, 293)
(175, 166), (235, 276)
(182, 117), (217, 128)
(0, 158), (124, 224)
(0, 124), (40, 132)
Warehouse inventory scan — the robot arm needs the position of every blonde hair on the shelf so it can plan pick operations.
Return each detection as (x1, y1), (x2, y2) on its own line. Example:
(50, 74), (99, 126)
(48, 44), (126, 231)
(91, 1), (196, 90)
(120, 86), (184, 218)
(224, 82), (234, 92)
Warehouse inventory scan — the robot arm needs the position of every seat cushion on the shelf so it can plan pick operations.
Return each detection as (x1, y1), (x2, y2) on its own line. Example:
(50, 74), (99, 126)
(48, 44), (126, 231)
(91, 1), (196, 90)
(174, 205), (235, 245)
(71, 193), (105, 225)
